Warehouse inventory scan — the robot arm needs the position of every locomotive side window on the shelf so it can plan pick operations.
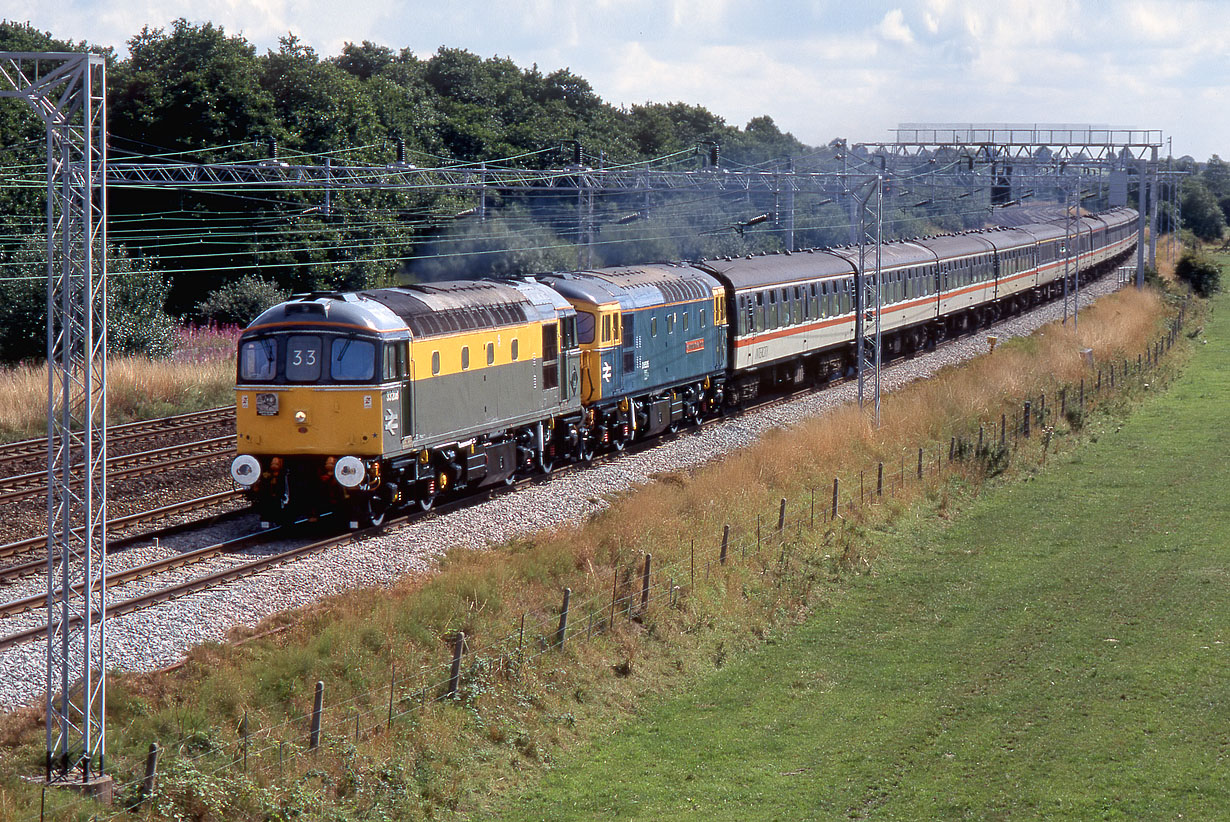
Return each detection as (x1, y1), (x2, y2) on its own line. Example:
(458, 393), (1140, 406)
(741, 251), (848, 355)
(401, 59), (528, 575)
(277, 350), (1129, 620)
(331, 337), (375, 382)
(462, 346), (470, 371)
(486, 342), (495, 365)
(381, 341), (406, 381)
(239, 338), (277, 381)
(602, 314), (612, 343)
(286, 335), (322, 382)
(511, 339), (519, 361)
(432, 351), (441, 375)
(700, 307), (707, 328)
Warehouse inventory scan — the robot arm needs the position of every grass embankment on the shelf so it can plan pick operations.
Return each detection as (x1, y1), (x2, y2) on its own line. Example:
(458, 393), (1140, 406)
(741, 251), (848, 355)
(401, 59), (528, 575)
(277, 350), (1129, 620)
(0, 326), (238, 441)
(0, 285), (1187, 821)
(502, 289), (1228, 819)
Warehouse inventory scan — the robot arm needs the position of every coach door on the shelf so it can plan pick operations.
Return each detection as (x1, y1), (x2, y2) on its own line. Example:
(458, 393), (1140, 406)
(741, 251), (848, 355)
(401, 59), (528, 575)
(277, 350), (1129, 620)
(542, 321), (560, 405)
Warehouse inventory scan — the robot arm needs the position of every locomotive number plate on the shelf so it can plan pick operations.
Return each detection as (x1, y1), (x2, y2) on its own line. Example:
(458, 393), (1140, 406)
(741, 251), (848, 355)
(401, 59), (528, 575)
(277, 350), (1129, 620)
(256, 393), (279, 416)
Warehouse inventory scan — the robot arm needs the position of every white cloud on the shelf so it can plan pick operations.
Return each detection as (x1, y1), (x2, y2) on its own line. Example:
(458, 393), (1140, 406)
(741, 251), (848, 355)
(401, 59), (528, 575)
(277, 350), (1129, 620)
(877, 9), (915, 45)
(4, 0), (1230, 158)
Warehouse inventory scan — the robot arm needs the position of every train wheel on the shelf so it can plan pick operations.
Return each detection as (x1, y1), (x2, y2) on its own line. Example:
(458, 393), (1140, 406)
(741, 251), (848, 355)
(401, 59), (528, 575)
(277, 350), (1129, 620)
(367, 497), (387, 528)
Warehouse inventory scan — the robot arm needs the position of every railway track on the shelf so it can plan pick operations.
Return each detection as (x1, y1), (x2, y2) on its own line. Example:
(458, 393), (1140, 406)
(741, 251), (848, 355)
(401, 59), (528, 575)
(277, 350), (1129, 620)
(0, 490), (245, 583)
(0, 406), (233, 475)
(0, 269), (1123, 654)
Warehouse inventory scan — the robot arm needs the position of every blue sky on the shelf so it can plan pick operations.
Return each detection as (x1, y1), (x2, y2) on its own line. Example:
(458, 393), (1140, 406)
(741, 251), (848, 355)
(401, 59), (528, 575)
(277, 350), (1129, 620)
(6, 0), (1226, 159)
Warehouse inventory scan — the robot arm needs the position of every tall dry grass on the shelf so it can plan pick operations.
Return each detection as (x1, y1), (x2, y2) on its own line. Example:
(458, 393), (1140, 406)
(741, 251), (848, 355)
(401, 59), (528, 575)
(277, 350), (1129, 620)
(0, 326), (238, 440)
(0, 285), (1182, 821)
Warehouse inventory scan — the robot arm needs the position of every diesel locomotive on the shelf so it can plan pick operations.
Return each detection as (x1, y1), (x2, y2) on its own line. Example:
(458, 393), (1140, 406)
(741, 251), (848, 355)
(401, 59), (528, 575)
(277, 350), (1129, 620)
(230, 207), (1138, 527)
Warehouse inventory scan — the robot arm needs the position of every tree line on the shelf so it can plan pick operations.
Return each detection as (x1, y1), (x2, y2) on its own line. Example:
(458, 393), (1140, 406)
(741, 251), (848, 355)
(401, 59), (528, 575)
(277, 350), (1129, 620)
(0, 19), (1222, 363)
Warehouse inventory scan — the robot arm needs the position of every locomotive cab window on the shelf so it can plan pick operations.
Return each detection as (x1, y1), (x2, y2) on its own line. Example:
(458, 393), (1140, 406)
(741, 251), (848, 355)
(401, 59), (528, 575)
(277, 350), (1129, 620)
(331, 337), (376, 382)
(286, 335), (322, 382)
(240, 338), (277, 382)
(602, 314), (612, 343)
(576, 311), (596, 344)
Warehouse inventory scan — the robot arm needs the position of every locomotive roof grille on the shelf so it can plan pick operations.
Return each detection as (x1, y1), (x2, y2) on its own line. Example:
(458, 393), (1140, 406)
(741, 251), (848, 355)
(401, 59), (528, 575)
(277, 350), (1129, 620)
(358, 283), (531, 339)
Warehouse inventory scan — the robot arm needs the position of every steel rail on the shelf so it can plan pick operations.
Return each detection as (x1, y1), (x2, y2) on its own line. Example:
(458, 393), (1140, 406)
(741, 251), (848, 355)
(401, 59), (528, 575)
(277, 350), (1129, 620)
(0, 490), (244, 581)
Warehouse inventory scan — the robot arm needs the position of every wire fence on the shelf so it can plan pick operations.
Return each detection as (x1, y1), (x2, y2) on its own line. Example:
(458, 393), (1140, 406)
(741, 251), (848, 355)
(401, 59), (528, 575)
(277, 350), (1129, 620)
(22, 299), (1190, 821)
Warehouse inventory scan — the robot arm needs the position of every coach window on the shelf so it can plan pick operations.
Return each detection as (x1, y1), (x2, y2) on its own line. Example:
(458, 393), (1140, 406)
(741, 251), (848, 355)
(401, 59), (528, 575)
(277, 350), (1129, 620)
(577, 311), (596, 345)
(286, 335), (322, 382)
(511, 338), (519, 361)
(431, 351), (441, 376)
(461, 346), (470, 371)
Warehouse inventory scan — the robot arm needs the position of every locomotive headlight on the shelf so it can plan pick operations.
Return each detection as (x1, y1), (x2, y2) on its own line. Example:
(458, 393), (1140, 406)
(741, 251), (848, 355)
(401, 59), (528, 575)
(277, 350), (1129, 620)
(334, 455), (365, 488)
(294, 410), (308, 424)
(230, 454), (261, 487)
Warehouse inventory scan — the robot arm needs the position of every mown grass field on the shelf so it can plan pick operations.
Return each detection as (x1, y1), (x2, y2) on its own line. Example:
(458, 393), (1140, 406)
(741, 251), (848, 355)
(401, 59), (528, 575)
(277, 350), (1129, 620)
(496, 290), (1229, 819)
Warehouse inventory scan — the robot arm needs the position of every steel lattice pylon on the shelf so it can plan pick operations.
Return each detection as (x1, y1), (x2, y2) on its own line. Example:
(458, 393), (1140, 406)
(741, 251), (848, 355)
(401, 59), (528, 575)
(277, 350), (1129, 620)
(0, 51), (109, 783)
(854, 176), (884, 426)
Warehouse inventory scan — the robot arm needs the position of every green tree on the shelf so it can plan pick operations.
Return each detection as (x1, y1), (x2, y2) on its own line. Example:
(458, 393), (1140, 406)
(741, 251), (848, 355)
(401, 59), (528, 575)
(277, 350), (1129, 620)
(195, 274), (289, 326)
(1174, 249), (1222, 297)
(1181, 179), (1226, 242)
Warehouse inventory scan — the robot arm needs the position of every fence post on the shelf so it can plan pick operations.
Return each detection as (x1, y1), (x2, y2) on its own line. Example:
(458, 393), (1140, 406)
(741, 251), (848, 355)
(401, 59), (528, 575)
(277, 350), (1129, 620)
(1110, 364), (1115, 389)
(691, 540), (695, 588)
(877, 462), (883, 497)
(810, 489), (815, 527)
(310, 680), (324, 750)
(1000, 413), (1006, 445)
(777, 498), (787, 532)
(641, 554), (652, 611)
(609, 568), (618, 629)
(978, 425), (984, 455)
(556, 588), (571, 649)
(949, 437), (955, 463)
(1023, 401), (1032, 438)
(388, 664), (396, 727)
(720, 524), (730, 565)
(447, 632), (465, 698)
(1080, 378), (1085, 409)
(1060, 387), (1066, 418)
(831, 477), (839, 519)
(757, 515), (761, 550)
(1097, 369), (1101, 391)
(137, 742), (160, 807)
(1039, 391), (1045, 421)
(917, 448), (923, 480)
(241, 710), (249, 773)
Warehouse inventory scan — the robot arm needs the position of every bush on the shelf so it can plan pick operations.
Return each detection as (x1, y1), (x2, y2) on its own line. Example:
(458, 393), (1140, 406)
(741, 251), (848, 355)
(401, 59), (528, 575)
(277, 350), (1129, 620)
(1174, 251), (1223, 297)
(196, 275), (289, 327)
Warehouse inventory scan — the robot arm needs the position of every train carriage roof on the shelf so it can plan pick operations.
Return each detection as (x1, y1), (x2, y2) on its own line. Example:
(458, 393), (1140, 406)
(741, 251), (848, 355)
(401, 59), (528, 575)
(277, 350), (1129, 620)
(1014, 222), (1067, 242)
(696, 249), (855, 291)
(540, 263), (720, 310)
(908, 233), (995, 262)
(825, 239), (940, 271)
(975, 226), (1040, 253)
